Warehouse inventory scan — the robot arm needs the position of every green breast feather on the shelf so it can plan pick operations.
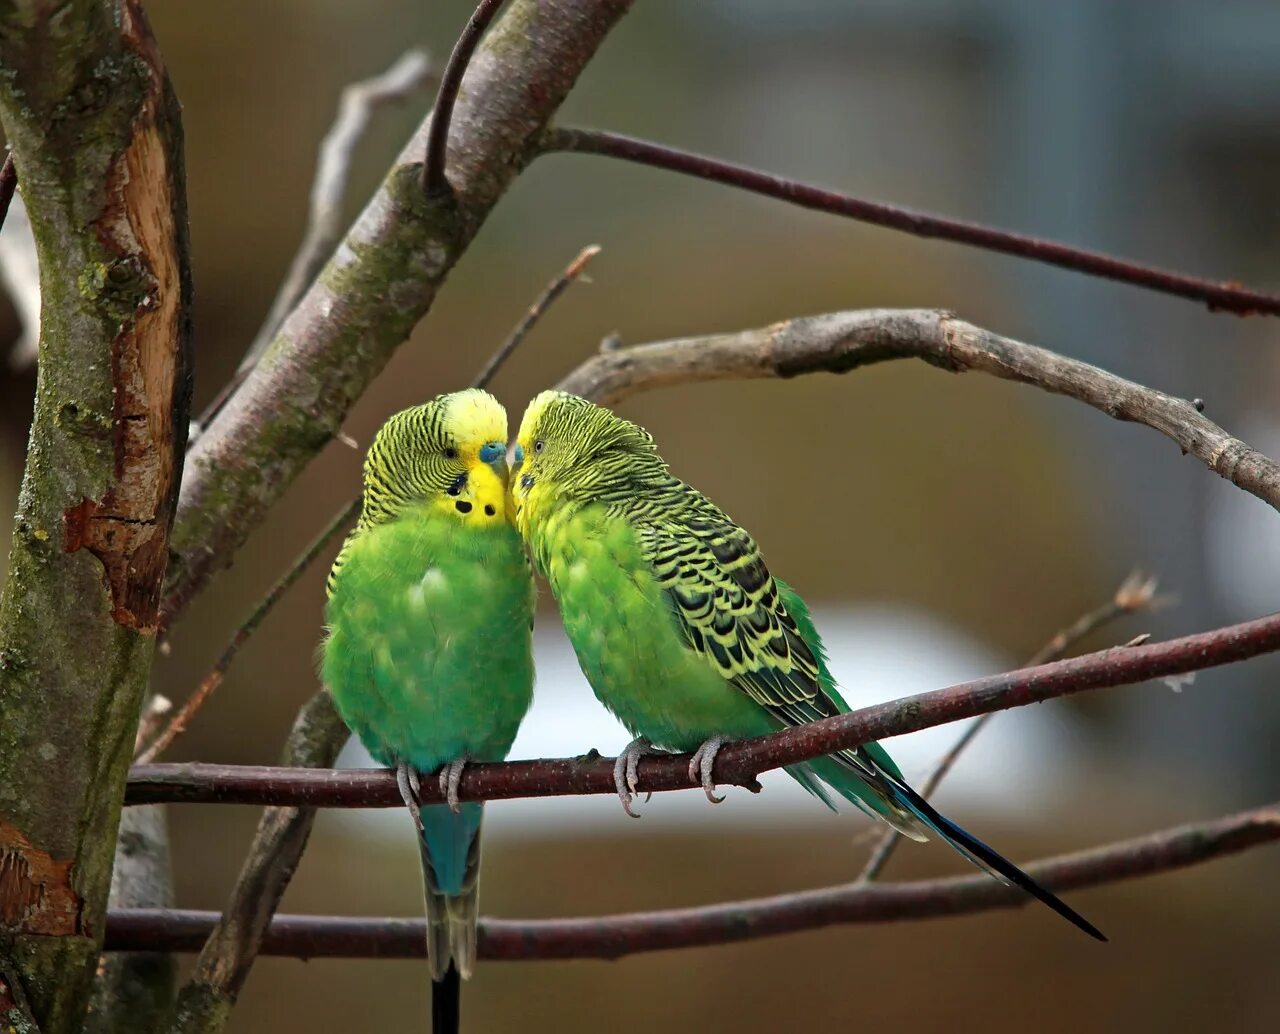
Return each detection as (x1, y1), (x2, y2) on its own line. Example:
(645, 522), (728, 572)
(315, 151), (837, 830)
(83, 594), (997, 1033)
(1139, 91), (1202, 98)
(323, 510), (535, 773)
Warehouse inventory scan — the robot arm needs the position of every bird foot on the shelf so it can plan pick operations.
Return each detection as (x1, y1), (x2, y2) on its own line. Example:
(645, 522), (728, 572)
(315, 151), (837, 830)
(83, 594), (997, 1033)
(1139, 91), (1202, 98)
(612, 737), (656, 818)
(396, 761), (424, 832)
(688, 736), (727, 804)
(438, 758), (468, 814)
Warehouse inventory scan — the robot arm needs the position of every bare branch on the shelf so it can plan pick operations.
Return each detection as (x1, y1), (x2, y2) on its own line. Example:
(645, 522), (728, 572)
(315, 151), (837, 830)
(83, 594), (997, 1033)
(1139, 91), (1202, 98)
(161, 0), (634, 630)
(542, 127), (1280, 317)
(127, 607), (1280, 809)
(423, 0), (508, 196)
(210, 48), (436, 422)
(558, 309), (1280, 514)
(857, 571), (1161, 882)
(85, 806), (175, 1034)
(472, 243), (601, 389)
(164, 692), (347, 1033)
(136, 506), (356, 763)
(103, 804), (1280, 960)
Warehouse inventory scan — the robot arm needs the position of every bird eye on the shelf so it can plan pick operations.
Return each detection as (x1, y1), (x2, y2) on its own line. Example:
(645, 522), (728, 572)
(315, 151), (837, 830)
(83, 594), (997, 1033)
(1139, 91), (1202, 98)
(534, 440), (545, 453)
(443, 446), (458, 460)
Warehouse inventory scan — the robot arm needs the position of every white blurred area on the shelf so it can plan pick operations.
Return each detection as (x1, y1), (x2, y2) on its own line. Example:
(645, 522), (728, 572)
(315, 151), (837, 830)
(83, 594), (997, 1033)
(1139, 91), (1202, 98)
(333, 605), (1092, 842)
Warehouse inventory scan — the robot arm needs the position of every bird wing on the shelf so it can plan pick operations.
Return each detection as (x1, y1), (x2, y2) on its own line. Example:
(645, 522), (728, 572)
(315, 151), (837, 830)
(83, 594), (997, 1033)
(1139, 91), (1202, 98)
(632, 488), (841, 730)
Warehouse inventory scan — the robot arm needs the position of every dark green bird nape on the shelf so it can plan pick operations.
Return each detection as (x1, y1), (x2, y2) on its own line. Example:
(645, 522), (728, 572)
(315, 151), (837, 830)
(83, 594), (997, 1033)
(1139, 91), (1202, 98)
(322, 389), (538, 1031)
(511, 389), (1104, 943)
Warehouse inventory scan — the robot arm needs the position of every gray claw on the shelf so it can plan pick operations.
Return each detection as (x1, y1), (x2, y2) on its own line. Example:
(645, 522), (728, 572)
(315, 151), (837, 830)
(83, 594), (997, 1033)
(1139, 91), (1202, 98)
(396, 761), (424, 832)
(613, 737), (653, 818)
(688, 736), (727, 804)
(438, 758), (468, 814)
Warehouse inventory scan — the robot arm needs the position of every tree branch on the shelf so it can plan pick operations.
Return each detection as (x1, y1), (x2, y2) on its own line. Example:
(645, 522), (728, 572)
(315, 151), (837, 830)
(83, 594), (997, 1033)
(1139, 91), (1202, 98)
(0, 2), (192, 1030)
(103, 804), (1280, 960)
(558, 309), (1280, 514)
(160, 0), (634, 630)
(198, 50), (436, 429)
(163, 693), (347, 1034)
(422, 0), (508, 196)
(127, 607), (1280, 809)
(857, 571), (1161, 882)
(541, 127), (1280, 317)
(85, 807), (175, 1034)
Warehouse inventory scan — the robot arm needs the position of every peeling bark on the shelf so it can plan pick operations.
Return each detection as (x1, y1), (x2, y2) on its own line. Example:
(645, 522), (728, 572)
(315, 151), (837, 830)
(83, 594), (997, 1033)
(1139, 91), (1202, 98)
(0, 2), (191, 1030)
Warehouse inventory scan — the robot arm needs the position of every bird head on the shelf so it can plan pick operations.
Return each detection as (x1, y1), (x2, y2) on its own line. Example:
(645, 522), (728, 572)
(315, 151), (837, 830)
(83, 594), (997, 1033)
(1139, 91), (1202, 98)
(359, 388), (511, 528)
(511, 390), (663, 531)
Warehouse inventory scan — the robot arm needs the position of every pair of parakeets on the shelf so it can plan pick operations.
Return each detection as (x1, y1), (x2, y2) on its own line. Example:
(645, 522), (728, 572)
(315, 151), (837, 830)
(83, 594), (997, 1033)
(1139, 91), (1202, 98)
(322, 388), (1102, 1031)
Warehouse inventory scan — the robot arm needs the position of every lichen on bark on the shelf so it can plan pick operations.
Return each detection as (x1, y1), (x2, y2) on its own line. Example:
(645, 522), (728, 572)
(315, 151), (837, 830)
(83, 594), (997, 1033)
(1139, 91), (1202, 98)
(0, 2), (192, 1030)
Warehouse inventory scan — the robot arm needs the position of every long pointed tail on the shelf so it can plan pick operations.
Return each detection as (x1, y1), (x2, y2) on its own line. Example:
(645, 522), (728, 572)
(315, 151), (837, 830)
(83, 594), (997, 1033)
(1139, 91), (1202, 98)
(431, 965), (461, 1034)
(419, 801), (484, 1032)
(875, 762), (1106, 941)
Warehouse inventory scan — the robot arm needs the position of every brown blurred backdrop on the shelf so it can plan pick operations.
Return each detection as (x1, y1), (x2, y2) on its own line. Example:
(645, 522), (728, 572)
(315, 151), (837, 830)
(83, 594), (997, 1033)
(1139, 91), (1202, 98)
(3, 1), (1279, 1030)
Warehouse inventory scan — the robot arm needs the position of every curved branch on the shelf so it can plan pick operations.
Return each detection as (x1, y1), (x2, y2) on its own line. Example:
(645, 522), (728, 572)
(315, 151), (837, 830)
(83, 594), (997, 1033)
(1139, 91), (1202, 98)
(558, 309), (1280, 514)
(423, 0), (508, 196)
(542, 127), (1280, 317)
(103, 804), (1280, 959)
(127, 608), (1280, 808)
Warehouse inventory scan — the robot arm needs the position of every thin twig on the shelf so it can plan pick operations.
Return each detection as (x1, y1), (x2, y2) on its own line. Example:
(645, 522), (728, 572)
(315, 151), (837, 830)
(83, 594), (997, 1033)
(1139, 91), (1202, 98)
(103, 803), (1280, 959)
(143, 244), (602, 762)
(127, 606), (1280, 808)
(557, 309), (1280, 515)
(542, 127), (1280, 317)
(857, 571), (1162, 882)
(132, 695), (173, 758)
(0, 153), (16, 235)
(198, 50), (435, 430)
(136, 505), (358, 763)
(422, 0), (509, 196)
(472, 243), (601, 388)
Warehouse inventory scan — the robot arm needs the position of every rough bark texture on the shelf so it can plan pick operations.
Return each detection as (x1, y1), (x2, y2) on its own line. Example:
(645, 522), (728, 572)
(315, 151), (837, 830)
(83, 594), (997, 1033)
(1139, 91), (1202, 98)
(160, 0), (635, 627)
(0, 2), (192, 1030)
(84, 807), (175, 1034)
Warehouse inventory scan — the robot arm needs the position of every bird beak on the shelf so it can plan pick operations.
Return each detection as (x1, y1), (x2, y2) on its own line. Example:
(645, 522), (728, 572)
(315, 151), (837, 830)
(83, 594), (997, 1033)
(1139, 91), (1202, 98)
(487, 454), (508, 482)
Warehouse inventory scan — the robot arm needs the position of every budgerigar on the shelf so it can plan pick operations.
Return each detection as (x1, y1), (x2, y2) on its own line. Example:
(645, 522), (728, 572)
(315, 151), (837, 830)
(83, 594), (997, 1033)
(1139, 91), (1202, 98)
(323, 390), (536, 1030)
(511, 390), (1103, 941)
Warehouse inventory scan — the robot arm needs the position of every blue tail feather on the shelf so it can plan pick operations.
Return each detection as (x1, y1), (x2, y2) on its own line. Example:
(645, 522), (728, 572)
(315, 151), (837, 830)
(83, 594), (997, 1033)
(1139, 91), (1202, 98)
(421, 803), (483, 896)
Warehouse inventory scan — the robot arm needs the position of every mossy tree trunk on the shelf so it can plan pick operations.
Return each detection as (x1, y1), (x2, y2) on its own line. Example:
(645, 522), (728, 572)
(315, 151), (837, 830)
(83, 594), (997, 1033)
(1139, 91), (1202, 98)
(0, 2), (191, 1031)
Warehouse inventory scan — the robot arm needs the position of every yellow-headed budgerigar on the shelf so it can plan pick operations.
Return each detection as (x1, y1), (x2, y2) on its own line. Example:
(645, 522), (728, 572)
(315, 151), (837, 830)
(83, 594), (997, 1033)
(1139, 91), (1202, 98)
(323, 390), (536, 1030)
(510, 389), (1103, 941)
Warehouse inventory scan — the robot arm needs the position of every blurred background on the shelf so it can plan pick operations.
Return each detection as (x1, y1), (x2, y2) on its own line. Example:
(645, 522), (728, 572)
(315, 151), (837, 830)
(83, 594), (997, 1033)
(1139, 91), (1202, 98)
(3, 0), (1280, 1030)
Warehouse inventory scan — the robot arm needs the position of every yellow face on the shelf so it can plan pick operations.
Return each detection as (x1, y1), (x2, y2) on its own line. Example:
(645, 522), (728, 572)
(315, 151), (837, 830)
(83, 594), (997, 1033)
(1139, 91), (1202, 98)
(432, 389), (511, 526)
(509, 390), (560, 536)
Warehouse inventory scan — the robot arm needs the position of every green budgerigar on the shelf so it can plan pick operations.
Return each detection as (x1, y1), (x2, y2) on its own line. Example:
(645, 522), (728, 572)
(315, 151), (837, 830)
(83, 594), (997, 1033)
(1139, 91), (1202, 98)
(323, 390), (535, 1030)
(511, 390), (1102, 941)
